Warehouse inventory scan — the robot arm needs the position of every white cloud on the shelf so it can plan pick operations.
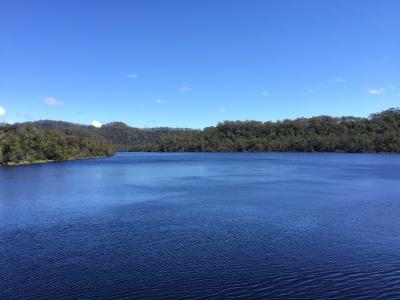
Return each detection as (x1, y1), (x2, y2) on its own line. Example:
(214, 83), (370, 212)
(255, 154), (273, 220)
(44, 97), (65, 106)
(329, 77), (347, 84)
(180, 86), (192, 93)
(389, 85), (396, 89)
(0, 106), (5, 116)
(156, 99), (167, 104)
(261, 90), (269, 97)
(219, 107), (226, 113)
(309, 105), (316, 110)
(5, 119), (13, 124)
(91, 120), (102, 128)
(367, 88), (384, 95)
(127, 73), (137, 79)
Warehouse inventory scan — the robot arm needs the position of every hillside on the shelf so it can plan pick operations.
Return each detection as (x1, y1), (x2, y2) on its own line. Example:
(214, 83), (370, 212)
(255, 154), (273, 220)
(17, 108), (400, 153)
(0, 125), (116, 166)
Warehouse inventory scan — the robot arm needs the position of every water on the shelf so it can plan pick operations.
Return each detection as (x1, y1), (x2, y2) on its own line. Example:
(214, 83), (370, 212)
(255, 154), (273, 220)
(1, 152), (400, 299)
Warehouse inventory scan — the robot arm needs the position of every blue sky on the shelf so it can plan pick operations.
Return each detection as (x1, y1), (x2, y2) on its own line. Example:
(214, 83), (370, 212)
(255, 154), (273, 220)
(0, 0), (399, 128)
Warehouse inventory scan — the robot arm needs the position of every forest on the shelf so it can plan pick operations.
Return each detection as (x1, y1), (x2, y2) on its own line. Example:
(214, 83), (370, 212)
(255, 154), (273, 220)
(8, 108), (400, 154)
(0, 125), (116, 165)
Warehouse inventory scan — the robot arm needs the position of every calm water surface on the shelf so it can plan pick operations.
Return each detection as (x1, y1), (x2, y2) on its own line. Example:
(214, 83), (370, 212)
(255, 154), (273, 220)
(1, 152), (400, 299)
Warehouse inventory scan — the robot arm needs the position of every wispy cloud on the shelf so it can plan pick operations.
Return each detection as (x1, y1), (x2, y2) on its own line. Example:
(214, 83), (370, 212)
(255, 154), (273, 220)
(44, 97), (65, 106)
(91, 120), (102, 128)
(261, 90), (269, 97)
(309, 105), (316, 110)
(307, 88), (317, 94)
(367, 88), (384, 95)
(15, 112), (31, 120)
(127, 73), (137, 79)
(329, 77), (347, 84)
(219, 107), (226, 113)
(180, 86), (192, 93)
(0, 106), (5, 116)
(5, 119), (13, 124)
(156, 99), (167, 104)
(389, 85), (396, 89)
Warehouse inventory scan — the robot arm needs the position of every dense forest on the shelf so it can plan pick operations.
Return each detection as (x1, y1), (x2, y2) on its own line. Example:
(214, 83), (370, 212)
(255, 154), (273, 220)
(0, 125), (116, 165)
(13, 108), (400, 153)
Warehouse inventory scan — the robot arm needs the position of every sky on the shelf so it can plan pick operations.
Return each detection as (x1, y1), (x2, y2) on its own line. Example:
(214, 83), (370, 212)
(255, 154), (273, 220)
(0, 0), (399, 128)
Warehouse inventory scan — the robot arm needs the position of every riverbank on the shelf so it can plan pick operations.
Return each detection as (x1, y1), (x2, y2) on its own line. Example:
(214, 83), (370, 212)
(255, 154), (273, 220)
(1, 155), (114, 167)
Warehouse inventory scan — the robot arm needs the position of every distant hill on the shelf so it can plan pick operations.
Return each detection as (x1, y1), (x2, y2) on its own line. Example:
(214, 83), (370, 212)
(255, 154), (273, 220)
(13, 108), (400, 153)
(25, 120), (198, 151)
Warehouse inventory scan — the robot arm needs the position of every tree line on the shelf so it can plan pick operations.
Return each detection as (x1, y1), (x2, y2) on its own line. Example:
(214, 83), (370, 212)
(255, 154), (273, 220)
(0, 125), (116, 165)
(15, 108), (400, 153)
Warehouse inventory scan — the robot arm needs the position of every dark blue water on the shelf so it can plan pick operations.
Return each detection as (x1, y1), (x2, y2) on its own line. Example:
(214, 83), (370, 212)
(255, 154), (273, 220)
(1, 153), (400, 299)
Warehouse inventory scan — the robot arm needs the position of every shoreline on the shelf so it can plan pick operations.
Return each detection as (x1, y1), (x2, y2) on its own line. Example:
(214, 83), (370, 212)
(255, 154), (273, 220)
(3, 151), (399, 167)
(1, 155), (114, 167)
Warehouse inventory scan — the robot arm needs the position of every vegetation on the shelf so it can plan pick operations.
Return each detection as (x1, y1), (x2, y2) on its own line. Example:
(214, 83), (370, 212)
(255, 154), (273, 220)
(18, 108), (400, 153)
(0, 125), (116, 166)
(2, 108), (400, 164)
